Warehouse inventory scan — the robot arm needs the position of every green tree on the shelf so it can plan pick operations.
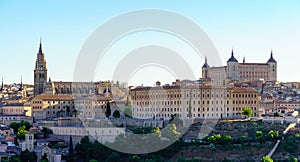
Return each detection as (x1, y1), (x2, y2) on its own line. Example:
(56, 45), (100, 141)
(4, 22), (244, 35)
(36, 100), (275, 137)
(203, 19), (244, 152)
(20, 149), (37, 162)
(256, 131), (263, 139)
(17, 125), (28, 140)
(268, 130), (279, 139)
(20, 120), (31, 130)
(290, 156), (298, 162)
(10, 122), (19, 134)
(124, 107), (132, 118)
(242, 107), (253, 118)
(75, 136), (92, 161)
(9, 156), (21, 162)
(112, 110), (120, 118)
(10, 120), (31, 135)
(261, 156), (273, 162)
(169, 124), (180, 140)
(274, 111), (280, 117)
(89, 160), (98, 162)
(152, 127), (162, 138)
(106, 152), (120, 162)
(68, 136), (74, 162)
(42, 126), (53, 139)
(222, 135), (232, 144)
(105, 102), (111, 117)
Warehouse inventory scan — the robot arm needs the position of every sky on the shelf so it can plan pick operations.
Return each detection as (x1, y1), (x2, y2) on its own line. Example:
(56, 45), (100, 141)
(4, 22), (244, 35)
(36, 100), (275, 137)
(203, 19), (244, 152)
(1, 0), (300, 86)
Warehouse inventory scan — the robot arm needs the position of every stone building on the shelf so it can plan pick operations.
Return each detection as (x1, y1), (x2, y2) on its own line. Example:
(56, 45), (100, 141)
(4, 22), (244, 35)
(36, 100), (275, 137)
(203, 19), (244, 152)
(82, 96), (111, 119)
(33, 41), (112, 97)
(130, 84), (260, 120)
(1, 103), (25, 116)
(22, 133), (34, 151)
(34, 41), (48, 95)
(202, 50), (277, 86)
(31, 94), (75, 120)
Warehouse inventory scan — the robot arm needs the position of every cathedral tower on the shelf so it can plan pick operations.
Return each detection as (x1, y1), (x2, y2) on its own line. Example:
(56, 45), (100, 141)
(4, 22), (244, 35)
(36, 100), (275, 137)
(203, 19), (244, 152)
(34, 40), (48, 95)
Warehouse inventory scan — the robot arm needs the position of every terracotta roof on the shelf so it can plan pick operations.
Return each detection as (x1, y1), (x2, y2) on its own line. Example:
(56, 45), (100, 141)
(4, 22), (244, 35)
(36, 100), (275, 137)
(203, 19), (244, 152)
(33, 94), (74, 101)
(231, 87), (258, 93)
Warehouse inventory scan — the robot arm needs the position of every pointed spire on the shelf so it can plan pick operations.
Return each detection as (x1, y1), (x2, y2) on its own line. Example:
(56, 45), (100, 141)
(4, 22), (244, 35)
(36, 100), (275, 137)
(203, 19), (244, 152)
(39, 37), (43, 54)
(49, 76), (51, 82)
(227, 49), (238, 62)
(271, 49), (273, 57)
(267, 49), (277, 63)
(243, 56), (245, 63)
(202, 56), (209, 68)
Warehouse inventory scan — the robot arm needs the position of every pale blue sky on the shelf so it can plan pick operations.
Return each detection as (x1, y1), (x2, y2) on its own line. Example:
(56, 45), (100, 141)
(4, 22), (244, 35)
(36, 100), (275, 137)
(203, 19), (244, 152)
(1, 1), (300, 85)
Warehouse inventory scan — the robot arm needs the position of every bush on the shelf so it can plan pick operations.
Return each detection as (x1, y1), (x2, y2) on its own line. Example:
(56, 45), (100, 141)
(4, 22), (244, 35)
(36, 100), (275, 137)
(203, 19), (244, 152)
(112, 110), (120, 118)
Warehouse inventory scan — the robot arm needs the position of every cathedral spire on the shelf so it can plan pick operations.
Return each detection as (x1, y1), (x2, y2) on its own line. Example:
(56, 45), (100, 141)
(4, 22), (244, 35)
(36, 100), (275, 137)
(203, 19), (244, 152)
(39, 38), (43, 54)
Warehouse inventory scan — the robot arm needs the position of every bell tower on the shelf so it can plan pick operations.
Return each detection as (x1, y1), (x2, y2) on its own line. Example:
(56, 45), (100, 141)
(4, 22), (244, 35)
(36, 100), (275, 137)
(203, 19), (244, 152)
(34, 39), (48, 95)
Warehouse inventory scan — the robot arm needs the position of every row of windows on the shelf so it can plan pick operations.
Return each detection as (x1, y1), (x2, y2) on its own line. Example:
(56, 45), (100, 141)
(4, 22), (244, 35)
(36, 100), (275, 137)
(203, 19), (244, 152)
(134, 93), (256, 99)
(135, 99), (256, 106)
(84, 106), (106, 109)
(2, 109), (23, 112)
(134, 112), (258, 119)
(133, 106), (257, 112)
(47, 101), (74, 104)
(33, 106), (42, 109)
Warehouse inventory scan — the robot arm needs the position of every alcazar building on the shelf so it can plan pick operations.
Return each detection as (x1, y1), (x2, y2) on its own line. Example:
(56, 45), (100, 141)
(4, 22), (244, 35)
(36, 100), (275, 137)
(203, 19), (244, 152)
(202, 50), (277, 86)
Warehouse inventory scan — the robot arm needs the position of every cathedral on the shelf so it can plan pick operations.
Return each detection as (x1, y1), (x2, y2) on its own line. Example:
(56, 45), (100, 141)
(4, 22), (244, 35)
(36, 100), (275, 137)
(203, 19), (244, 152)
(33, 41), (112, 97)
(202, 50), (277, 86)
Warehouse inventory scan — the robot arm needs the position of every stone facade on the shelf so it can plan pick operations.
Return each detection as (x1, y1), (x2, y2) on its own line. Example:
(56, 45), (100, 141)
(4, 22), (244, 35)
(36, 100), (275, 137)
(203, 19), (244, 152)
(34, 41), (48, 95)
(31, 94), (75, 120)
(130, 85), (260, 120)
(1, 103), (25, 116)
(202, 50), (277, 86)
(33, 41), (113, 97)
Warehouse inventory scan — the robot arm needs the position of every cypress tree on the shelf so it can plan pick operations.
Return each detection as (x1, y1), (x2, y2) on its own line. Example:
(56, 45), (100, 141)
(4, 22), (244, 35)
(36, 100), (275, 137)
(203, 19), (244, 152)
(68, 136), (74, 162)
